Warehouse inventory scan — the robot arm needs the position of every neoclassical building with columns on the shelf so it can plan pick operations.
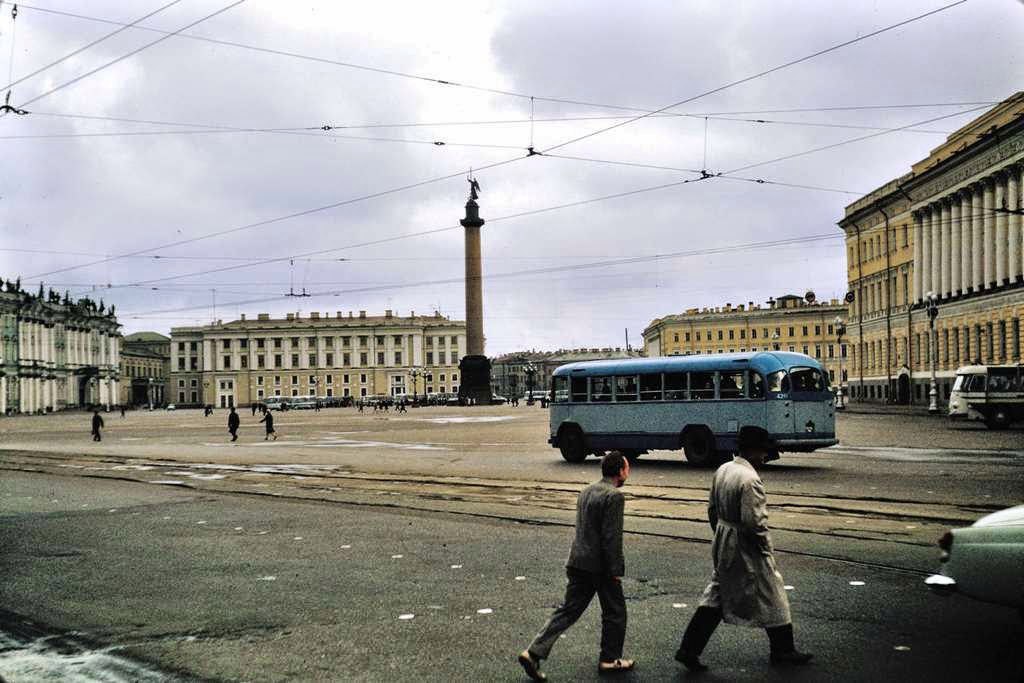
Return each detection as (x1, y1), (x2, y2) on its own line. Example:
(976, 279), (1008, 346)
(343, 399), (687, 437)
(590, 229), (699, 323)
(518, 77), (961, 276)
(839, 92), (1023, 404)
(1, 283), (121, 414)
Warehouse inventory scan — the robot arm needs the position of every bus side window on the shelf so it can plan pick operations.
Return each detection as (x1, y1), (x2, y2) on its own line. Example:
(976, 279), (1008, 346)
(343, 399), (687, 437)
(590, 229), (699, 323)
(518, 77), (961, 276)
(718, 371), (744, 399)
(690, 372), (714, 400)
(571, 376), (588, 402)
(749, 372), (765, 399)
(591, 376), (613, 402)
(767, 370), (789, 394)
(664, 372), (686, 400)
(639, 373), (663, 401)
(615, 375), (638, 402)
(966, 375), (986, 392)
(552, 376), (569, 403)
(988, 369), (1014, 392)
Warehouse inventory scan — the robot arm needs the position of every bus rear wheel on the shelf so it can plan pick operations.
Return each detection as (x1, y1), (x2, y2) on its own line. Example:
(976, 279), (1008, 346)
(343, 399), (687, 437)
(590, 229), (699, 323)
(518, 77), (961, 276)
(559, 427), (588, 463)
(683, 429), (716, 467)
(985, 409), (1010, 430)
(621, 450), (643, 463)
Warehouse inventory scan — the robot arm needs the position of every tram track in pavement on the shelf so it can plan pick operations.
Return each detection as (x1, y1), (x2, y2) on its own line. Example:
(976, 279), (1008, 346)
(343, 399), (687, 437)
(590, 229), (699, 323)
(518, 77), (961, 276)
(0, 448), (989, 574)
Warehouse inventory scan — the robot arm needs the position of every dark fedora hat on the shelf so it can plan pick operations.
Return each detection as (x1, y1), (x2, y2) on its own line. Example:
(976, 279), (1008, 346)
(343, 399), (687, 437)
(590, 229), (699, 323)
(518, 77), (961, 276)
(737, 426), (775, 452)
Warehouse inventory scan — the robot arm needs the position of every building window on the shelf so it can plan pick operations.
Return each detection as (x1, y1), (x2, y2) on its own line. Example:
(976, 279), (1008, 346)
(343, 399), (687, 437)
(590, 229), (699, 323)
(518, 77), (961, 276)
(673, 333), (679, 343)
(359, 336), (368, 348)
(326, 353), (334, 366)
(178, 342), (185, 352)
(360, 373), (367, 384)
(308, 353), (316, 367)
(684, 332), (691, 342)
(257, 355), (265, 368)
(375, 336), (385, 346)
(240, 356), (248, 369)
(273, 338), (282, 349)
(257, 376), (264, 385)
(802, 326), (809, 336)
(788, 327), (794, 337)
(439, 352), (447, 365)
(292, 389), (299, 397)
(343, 374), (350, 384)
(377, 352), (385, 365)
(178, 357), (185, 370)
(342, 336), (350, 347)
(274, 375), (281, 385)
(998, 320), (1007, 361)
(717, 330), (723, 341)
(290, 337), (299, 347)
(292, 375), (299, 385)
(426, 352), (434, 365)
(190, 341), (197, 351)
(1013, 318), (1021, 360)
(343, 353), (350, 366)
(222, 339), (231, 350)
(326, 374), (333, 384)
(325, 336), (333, 346)
(394, 352), (402, 365)
(360, 387), (367, 397)
(326, 388), (333, 397)
(360, 352), (368, 365)
(274, 355), (282, 368)
(179, 391), (185, 402)
(728, 330), (734, 340)
(291, 354), (299, 367)
(256, 338), (265, 349)
(307, 336), (316, 346)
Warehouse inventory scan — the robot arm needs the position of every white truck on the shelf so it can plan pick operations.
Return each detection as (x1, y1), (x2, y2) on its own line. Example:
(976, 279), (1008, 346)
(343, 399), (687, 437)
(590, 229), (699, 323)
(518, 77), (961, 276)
(948, 364), (1024, 429)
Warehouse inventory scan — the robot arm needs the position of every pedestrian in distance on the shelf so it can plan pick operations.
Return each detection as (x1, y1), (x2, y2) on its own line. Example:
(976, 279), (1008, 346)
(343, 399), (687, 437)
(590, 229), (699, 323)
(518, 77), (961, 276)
(120, 405), (126, 418)
(228, 406), (240, 442)
(518, 451), (635, 680)
(314, 400), (321, 413)
(674, 426), (812, 671)
(251, 403), (257, 417)
(259, 409), (277, 441)
(91, 410), (104, 441)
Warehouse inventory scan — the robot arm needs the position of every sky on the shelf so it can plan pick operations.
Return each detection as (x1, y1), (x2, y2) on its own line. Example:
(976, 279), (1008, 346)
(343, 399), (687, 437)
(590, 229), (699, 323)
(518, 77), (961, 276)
(0, 0), (1020, 355)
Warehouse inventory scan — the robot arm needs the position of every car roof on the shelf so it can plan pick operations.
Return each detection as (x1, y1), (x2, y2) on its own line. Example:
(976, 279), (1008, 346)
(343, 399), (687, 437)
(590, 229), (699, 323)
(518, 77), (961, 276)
(551, 351), (821, 378)
(972, 504), (1024, 527)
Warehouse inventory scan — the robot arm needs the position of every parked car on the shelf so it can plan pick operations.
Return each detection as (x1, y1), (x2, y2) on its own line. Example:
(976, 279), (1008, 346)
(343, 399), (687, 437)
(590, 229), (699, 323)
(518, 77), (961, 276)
(165, 404), (176, 411)
(291, 398), (316, 410)
(491, 394), (508, 405)
(925, 504), (1024, 613)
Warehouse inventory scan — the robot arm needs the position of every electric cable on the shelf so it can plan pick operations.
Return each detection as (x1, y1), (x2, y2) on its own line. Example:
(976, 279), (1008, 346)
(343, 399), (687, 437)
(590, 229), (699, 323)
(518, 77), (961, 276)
(14, 0), (247, 110)
(0, 0), (184, 95)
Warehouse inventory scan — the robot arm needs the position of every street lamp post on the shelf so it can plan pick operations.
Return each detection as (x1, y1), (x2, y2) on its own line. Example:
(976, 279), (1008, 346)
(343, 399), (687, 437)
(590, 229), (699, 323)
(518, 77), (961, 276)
(410, 367), (422, 406)
(525, 363), (537, 404)
(834, 316), (846, 410)
(926, 292), (940, 414)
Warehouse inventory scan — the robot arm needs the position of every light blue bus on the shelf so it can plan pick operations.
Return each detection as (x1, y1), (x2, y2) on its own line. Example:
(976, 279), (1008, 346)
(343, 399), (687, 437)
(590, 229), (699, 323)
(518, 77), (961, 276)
(548, 352), (837, 466)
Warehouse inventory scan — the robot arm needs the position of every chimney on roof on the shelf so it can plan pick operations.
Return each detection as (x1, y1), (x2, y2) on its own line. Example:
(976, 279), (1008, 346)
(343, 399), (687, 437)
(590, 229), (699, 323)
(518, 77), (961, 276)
(240, 313), (246, 321)
(385, 309), (393, 318)
(286, 313), (295, 321)
(336, 311), (342, 318)
(310, 311), (320, 320)
(257, 313), (270, 321)
(737, 304), (745, 312)
(348, 311), (353, 318)
(359, 311), (366, 318)
(748, 301), (754, 309)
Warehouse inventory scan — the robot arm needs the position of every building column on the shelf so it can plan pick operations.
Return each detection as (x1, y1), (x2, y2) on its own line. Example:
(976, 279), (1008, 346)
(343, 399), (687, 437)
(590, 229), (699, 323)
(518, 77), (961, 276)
(930, 203), (941, 297)
(994, 171), (1008, 285)
(921, 207), (933, 296)
(971, 183), (984, 291)
(983, 177), (996, 288)
(959, 189), (972, 293)
(912, 211), (923, 302)
(950, 194), (962, 296)
(1007, 164), (1022, 283)
(939, 198), (951, 298)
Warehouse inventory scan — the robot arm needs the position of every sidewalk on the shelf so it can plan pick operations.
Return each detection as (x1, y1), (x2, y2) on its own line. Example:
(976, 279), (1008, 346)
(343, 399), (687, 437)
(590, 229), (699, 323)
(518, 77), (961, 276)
(837, 401), (942, 417)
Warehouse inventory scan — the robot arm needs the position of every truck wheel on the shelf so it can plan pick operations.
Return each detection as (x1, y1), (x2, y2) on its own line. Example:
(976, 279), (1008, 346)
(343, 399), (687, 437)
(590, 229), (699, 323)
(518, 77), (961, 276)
(985, 410), (1010, 430)
(559, 426), (588, 463)
(683, 429), (716, 467)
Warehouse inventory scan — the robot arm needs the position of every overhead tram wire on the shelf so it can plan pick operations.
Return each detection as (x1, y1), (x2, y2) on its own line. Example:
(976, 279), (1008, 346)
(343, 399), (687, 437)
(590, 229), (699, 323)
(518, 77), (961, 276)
(27, 2), (966, 281)
(121, 232), (843, 317)
(13, 0), (247, 110)
(25, 152), (528, 280)
(51, 100), (998, 298)
(0, 0), (184, 96)
(21, 102), (993, 140)
(535, 0), (968, 155)
(16, 1), (977, 121)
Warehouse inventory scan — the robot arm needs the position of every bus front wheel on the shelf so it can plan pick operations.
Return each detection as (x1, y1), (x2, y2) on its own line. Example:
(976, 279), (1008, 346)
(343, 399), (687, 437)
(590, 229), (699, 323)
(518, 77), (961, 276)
(683, 429), (716, 467)
(559, 427), (588, 463)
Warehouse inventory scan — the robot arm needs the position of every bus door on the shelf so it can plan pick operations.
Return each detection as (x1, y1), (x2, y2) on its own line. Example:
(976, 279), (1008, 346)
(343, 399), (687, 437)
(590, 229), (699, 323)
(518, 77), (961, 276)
(787, 366), (832, 436)
(765, 369), (794, 435)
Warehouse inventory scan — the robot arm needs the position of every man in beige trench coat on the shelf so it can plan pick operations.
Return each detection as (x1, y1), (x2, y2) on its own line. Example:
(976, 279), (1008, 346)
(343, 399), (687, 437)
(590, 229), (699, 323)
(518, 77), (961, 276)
(675, 426), (813, 671)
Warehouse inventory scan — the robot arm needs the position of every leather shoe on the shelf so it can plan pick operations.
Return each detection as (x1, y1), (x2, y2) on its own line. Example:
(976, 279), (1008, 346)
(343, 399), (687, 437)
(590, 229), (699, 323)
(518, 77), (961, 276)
(517, 650), (546, 681)
(674, 650), (708, 671)
(770, 650), (813, 665)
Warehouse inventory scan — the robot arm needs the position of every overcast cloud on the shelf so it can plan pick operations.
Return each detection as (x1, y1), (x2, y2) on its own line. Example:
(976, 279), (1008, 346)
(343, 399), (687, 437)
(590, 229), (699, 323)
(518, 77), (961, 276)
(1, 0), (1020, 353)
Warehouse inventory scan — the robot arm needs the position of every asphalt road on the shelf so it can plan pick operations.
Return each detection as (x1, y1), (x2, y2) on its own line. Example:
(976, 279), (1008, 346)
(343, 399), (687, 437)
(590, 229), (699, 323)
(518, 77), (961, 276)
(0, 406), (1021, 681)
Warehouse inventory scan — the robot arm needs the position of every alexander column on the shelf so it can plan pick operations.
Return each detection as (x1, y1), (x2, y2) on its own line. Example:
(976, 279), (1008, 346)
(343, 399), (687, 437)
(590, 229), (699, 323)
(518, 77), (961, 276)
(458, 178), (492, 405)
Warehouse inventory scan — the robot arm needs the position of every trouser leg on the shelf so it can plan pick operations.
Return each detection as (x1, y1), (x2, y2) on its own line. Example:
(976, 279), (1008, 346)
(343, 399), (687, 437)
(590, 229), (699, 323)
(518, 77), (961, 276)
(528, 570), (597, 660)
(677, 606), (722, 658)
(765, 623), (794, 654)
(596, 576), (627, 662)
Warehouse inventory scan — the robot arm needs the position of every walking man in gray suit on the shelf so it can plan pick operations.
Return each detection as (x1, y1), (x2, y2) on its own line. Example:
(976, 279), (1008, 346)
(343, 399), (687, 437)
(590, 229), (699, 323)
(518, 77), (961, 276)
(518, 451), (635, 680)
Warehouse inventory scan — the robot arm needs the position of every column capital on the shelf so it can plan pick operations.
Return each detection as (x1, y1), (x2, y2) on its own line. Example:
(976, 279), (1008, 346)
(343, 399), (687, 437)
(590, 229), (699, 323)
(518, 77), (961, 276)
(993, 167), (1011, 182)
(956, 186), (973, 201)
